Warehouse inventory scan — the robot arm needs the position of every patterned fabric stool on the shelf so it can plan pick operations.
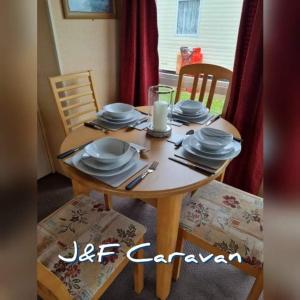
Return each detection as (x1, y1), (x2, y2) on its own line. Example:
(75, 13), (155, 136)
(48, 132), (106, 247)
(37, 194), (146, 300)
(173, 180), (263, 300)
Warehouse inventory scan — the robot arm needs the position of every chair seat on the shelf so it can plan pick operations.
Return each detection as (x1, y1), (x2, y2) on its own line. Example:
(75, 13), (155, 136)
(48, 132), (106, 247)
(180, 181), (263, 267)
(38, 194), (146, 299)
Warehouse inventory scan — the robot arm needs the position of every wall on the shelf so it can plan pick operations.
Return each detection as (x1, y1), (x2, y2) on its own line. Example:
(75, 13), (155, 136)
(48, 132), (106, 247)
(157, 0), (243, 71)
(48, 0), (119, 106)
(37, 111), (54, 179)
(38, 0), (65, 173)
(38, 0), (119, 174)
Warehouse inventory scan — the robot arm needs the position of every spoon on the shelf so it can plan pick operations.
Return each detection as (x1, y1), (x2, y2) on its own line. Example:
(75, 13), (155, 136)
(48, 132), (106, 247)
(174, 129), (195, 149)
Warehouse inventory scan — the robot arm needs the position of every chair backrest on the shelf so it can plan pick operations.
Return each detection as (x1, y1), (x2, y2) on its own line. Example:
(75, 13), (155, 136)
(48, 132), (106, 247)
(175, 63), (233, 117)
(49, 70), (100, 135)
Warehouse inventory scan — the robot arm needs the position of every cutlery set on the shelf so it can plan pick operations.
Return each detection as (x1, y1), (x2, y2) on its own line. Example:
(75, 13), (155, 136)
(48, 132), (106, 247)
(170, 127), (241, 174)
(171, 100), (213, 125)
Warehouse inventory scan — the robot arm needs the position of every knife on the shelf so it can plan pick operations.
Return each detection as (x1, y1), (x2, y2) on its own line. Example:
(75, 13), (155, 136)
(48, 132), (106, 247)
(205, 114), (221, 126)
(172, 118), (191, 126)
(84, 122), (108, 132)
(174, 154), (218, 173)
(169, 157), (216, 175)
(57, 140), (93, 159)
(174, 154), (218, 171)
(135, 109), (150, 116)
(233, 137), (243, 143)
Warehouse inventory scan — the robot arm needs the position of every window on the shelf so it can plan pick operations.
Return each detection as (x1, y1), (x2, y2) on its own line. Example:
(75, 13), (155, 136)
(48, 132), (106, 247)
(157, 0), (244, 114)
(176, 0), (201, 36)
(157, 0), (243, 71)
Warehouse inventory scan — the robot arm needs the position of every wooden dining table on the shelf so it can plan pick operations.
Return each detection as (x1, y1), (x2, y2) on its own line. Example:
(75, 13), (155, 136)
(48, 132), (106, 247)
(59, 106), (240, 300)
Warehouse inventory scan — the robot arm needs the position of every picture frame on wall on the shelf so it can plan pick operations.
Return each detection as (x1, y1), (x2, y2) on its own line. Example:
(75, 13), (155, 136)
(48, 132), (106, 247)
(62, 0), (116, 19)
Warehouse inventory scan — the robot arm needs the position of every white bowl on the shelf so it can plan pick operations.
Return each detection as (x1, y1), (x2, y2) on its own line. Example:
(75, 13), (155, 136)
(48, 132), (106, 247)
(199, 128), (233, 144)
(194, 131), (231, 151)
(84, 137), (130, 163)
(179, 100), (204, 114)
(103, 103), (134, 119)
(81, 147), (136, 170)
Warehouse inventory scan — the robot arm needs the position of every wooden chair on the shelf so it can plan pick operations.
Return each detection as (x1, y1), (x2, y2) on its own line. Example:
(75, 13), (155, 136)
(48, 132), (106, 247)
(37, 193), (145, 299)
(49, 71), (113, 208)
(173, 180), (263, 300)
(49, 70), (100, 135)
(175, 63), (233, 117)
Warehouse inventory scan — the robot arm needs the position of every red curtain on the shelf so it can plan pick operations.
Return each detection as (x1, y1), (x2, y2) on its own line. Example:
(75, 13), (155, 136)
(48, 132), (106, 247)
(224, 0), (263, 194)
(119, 0), (159, 106)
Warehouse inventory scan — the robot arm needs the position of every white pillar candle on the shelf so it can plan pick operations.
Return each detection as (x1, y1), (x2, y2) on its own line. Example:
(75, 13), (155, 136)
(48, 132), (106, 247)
(153, 101), (168, 132)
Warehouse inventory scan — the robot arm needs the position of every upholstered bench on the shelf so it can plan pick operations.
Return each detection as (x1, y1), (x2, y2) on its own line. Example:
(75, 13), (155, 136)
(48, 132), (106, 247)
(173, 180), (263, 300)
(37, 194), (146, 300)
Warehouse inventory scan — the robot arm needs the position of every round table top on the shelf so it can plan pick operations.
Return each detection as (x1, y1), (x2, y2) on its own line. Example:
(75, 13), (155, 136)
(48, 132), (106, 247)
(60, 106), (241, 199)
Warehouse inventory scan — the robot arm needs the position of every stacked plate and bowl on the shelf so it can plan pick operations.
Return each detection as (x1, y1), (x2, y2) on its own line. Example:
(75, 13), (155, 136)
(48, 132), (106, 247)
(71, 137), (140, 178)
(95, 103), (145, 129)
(181, 127), (241, 167)
(171, 100), (211, 123)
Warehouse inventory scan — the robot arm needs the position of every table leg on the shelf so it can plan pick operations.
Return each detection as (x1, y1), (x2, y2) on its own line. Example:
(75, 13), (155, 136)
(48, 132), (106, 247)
(72, 179), (90, 195)
(156, 194), (183, 300)
(104, 194), (112, 210)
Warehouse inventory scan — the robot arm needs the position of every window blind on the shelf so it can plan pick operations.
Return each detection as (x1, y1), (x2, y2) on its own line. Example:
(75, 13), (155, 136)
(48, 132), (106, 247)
(177, 0), (201, 35)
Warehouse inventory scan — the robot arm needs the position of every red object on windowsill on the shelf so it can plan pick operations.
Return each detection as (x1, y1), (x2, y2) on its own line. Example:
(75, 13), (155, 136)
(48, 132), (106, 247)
(191, 47), (203, 63)
(176, 47), (203, 74)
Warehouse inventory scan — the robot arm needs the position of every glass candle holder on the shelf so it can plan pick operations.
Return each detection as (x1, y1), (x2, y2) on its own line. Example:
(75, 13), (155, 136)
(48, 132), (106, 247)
(147, 85), (175, 132)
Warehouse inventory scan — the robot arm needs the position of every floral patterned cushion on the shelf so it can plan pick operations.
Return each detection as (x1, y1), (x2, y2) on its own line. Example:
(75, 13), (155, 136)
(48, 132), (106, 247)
(37, 194), (146, 299)
(180, 180), (263, 267)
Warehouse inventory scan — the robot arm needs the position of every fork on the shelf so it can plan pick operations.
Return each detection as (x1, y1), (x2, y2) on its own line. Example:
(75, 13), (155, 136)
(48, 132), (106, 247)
(125, 161), (159, 190)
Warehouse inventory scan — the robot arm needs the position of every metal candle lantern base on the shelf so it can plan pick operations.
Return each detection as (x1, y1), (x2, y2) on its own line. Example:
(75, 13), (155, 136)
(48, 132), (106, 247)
(146, 124), (172, 138)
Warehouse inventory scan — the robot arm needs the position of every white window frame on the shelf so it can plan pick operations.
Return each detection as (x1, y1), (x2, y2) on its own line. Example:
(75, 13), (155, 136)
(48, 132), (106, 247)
(175, 0), (201, 37)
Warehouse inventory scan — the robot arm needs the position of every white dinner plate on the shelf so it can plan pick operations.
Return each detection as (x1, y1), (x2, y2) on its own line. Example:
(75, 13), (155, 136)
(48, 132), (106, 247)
(101, 110), (136, 121)
(81, 147), (137, 171)
(181, 148), (225, 169)
(171, 110), (209, 121)
(72, 149), (139, 177)
(182, 135), (241, 160)
(174, 107), (206, 117)
(97, 110), (141, 125)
